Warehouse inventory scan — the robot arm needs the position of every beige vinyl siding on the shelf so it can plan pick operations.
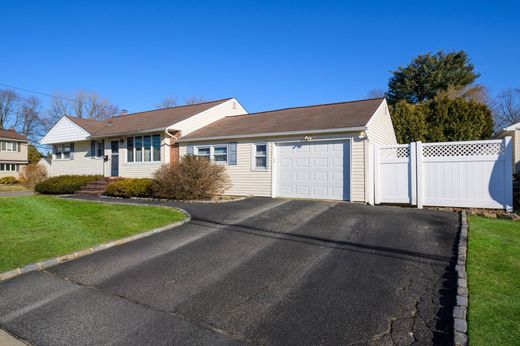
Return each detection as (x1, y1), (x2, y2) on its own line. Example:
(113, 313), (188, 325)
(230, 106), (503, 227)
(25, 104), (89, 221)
(365, 100), (397, 145)
(179, 141), (272, 197)
(51, 140), (104, 176)
(350, 136), (366, 202)
(180, 132), (367, 202)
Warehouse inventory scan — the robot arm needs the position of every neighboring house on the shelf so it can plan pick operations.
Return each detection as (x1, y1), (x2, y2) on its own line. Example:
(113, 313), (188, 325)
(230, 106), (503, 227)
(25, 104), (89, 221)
(497, 121), (520, 173)
(0, 129), (30, 179)
(40, 97), (396, 203)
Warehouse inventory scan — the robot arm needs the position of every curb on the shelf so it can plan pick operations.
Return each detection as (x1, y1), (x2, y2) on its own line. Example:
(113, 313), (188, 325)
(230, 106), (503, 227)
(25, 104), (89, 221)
(454, 211), (469, 346)
(0, 206), (191, 282)
(100, 195), (249, 204)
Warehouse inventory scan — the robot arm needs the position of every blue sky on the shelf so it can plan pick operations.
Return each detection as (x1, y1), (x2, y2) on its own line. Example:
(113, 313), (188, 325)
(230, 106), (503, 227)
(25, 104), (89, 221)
(1, 0), (519, 114)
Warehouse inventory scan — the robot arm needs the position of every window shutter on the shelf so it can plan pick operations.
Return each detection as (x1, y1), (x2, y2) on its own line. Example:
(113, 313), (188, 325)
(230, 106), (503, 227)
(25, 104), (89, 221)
(18, 143), (21, 152)
(187, 145), (194, 155)
(70, 143), (74, 160)
(90, 141), (96, 156)
(228, 142), (237, 165)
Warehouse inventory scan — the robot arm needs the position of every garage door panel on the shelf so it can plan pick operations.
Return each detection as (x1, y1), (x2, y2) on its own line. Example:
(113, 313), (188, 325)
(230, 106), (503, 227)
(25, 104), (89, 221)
(276, 141), (350, 201)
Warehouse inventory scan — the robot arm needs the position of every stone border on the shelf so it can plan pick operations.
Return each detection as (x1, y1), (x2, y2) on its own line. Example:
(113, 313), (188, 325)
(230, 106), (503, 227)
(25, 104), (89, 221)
(454, 211), (469, 346)
(0, 205), (191, 282)
(98, 195), (248, 204)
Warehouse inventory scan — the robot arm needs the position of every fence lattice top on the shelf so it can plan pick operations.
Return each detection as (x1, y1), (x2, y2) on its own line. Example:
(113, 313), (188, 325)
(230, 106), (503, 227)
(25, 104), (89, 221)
(379, 145), (410, 159)
(422, 142), (503, 158)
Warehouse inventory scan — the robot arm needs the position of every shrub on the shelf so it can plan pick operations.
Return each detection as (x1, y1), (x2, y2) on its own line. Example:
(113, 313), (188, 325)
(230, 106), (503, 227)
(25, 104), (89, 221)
(35, 175), (100, 194)
(19, 164), (48, 188)
(153, 156), (231, 200)
(105, 178), (154, 198)
(0, 176), (17, 184)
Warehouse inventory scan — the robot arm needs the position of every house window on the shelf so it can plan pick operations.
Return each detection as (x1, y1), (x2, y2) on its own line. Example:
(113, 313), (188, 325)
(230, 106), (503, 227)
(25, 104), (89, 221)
(0, 141), (17, 152)
(54, 143), (73, 160)
(196, 147), (210, 161)
(127, 137), (134, 162)
(253, 143), (267, 169)
(213, 146), (228, 162)
(0, 163), (17, 171)
(152, 135), (161, 161)
(143, 135), (151, 162)
(97, 141), (104, 157)
(135, 136), (143, 162)
(126, 134), (162, 163)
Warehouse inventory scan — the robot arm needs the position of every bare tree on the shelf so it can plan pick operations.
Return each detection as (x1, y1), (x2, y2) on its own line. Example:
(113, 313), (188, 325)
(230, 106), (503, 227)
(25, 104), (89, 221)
(72, 91), (119, 120)
(42, 91), (119, 131)
(367, 89), (386, 99)
(156, 95), (178, 109)
(15, 96), (42, 139)
(0, 89), (20, 129)
(184, 96), (208, 105)
(494, 88), (520, 129)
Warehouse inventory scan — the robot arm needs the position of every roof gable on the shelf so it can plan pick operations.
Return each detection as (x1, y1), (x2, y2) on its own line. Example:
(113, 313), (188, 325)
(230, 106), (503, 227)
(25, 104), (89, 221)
(181, 98), (385, 141)
(40, 116), (92, 144)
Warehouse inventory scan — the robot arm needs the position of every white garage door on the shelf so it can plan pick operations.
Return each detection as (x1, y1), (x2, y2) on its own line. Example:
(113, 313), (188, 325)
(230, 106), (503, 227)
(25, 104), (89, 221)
(275, 140), (350, 200)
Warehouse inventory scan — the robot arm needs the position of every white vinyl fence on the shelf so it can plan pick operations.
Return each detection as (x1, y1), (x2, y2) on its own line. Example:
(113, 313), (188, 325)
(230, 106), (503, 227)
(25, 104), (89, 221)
(373, 138), (513, 211)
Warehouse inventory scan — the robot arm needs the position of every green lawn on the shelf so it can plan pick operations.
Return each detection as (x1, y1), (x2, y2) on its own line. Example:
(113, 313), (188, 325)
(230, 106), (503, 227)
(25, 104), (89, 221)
(467, 216), (520, 345)
(0, 184), (31, 192)
(0, 196), (186, 272)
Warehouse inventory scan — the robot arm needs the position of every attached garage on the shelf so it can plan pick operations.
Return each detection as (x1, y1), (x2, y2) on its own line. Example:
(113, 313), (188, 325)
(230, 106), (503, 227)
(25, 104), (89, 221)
(179, 97), (397, 203)
(275, 140), (350, 200)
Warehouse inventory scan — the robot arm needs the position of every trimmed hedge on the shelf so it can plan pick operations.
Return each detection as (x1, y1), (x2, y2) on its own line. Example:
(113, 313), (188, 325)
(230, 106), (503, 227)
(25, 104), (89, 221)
(0, 176), (17, 184)
(35, 175), (101, 194)
(105, 178), (154, 198)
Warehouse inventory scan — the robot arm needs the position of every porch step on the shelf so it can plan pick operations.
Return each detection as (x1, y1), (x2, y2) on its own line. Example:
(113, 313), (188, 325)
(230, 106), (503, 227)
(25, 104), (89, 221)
(76, 177), (117, 197)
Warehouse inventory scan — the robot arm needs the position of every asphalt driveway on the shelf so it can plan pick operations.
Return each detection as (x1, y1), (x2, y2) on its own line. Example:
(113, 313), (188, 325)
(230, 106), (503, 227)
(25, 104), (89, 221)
(0, 197), (460, 345)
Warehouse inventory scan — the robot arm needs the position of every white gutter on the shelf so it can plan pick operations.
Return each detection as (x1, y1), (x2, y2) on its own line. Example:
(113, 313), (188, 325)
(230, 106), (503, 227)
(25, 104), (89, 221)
(178, 126), (367, 143)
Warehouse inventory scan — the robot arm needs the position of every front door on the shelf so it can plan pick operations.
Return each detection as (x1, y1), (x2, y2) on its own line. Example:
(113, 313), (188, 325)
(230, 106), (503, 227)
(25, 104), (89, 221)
(111, 141), (119, 177)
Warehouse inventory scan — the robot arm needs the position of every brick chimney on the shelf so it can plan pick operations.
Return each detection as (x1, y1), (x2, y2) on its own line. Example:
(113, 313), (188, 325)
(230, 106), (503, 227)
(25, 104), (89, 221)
(169, 130), (182, 164)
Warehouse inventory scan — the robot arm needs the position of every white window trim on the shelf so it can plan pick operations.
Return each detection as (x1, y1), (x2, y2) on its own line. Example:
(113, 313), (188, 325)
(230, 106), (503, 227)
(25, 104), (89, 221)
(126, 134), (162, 164)
(0, 141), (17, 152)
(53, 143), (72, 161)
(0, 163), (17, 171)
(251, 142), (268, 171)
(194, 144), (228, 165)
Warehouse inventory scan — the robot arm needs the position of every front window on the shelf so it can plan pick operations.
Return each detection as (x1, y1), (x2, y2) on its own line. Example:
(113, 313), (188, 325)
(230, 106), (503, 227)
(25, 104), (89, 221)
(54, 143), (72, 160)
(213, 146), (228, 162)
(97, 141), (104, 157)
(126, 134), (162, 163)
(143, 135), (151, 162)
(196, 147), (210, 161)
(253, 143), (267, 169)
(135, 136), (143, 162)
(152, 135), (161, 161)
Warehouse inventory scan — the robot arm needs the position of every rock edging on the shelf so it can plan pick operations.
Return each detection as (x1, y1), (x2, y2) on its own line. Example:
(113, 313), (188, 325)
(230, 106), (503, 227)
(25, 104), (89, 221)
(454, 211), (469, 346)
(0, 207), (191, 282)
